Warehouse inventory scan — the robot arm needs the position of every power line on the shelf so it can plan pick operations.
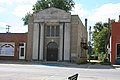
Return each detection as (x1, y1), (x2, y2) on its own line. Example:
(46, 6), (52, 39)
(6, 25), (11, 33)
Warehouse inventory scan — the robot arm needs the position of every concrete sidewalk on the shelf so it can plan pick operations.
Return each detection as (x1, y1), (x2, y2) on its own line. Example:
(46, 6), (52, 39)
(0, 60), (115, 69)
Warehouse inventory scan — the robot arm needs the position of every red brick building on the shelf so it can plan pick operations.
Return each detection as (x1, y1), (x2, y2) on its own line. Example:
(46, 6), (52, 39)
(111, 15), (120, 64)
(0, 33), (27, 60)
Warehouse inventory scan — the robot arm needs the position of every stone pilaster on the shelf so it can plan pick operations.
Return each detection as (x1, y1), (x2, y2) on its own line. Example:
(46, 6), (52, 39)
(59, 23), (63, 61)
(64, 23), (70, 61)
(32, 23), (39, 60)
(39, 23), (44, 60)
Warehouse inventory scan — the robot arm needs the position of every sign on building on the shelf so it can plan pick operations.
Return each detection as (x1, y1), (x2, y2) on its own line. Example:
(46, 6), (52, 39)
(0, 43), (15, 56)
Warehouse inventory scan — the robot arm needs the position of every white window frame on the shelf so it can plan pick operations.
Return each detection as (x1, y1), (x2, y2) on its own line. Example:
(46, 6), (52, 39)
(19, 42), (26, 59)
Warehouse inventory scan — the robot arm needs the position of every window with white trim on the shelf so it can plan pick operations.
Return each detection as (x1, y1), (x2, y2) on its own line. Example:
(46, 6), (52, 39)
(0, 43), (15, 56)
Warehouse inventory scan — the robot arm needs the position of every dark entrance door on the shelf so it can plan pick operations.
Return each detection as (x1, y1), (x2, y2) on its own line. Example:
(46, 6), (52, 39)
(47, 42), (58, 61)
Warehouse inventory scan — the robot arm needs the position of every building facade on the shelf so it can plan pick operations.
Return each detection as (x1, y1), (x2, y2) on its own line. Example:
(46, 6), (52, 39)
(0, 33), (27, 60)
(111, 15), (120, 64)
(27, 7), (88, 63)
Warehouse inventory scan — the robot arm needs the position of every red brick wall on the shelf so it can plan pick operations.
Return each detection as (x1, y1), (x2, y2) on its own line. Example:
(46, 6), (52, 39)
(0, 33), (27, 60)
(111, 22), (120, 64)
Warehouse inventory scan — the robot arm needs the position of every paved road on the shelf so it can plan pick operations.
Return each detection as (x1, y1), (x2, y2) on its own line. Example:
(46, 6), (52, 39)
(0, 63), (120, 80)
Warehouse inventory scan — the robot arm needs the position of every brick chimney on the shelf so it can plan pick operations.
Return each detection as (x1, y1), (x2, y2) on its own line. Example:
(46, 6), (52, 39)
(85, 18), (87, 30)
(119, 15), (120, 22)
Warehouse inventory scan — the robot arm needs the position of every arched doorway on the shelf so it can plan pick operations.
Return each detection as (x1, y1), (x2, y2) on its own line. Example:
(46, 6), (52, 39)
(47, 42), (58, 61)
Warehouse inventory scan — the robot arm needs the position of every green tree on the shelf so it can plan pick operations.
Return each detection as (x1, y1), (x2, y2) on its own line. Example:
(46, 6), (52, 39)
(22, 0), (75, 25)
(93, 22), (103, 32)
(92, 22), (108, 55)
(22, 12), (32, 25)
(93, 19), (115, 59)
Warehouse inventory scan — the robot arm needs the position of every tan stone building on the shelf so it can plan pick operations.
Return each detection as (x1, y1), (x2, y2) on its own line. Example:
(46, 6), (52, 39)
(27, 7), (88, 63)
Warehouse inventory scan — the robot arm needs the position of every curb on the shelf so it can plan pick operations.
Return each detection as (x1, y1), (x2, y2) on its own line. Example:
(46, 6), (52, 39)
(112, 65), (120, 68)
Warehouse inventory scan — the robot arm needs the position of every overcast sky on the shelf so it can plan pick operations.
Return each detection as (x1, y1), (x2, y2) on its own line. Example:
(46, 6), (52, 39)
(0, 0), (120, 33)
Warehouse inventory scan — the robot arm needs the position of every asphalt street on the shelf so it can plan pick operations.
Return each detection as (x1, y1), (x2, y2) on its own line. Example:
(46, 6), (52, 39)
(0, 63), (120, 80)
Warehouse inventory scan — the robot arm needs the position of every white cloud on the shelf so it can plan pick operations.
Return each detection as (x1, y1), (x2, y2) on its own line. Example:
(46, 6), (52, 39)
(0, 22), (28, 33)
(0, 0), (37, 33)
(12, 0), (37, 18)
(14, 0), (37, 4)
(71, 3), (120, 30)
(1, 1), (120, 33)
(0, 0), (14, 4)
(0, 22), (10, 33)
(71, 3), (88, 17)
(12, 5), (33, 17)
(88, 3), (120, 22)
(0, 22), (8, 27)
(0, 0), (37, 5)
(0, 7), (6, 13)
(10, 25), (28, 33)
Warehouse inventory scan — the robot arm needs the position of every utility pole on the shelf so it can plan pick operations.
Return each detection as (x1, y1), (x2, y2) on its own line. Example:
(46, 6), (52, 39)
(6, 25), (11, 33)
(106, 18), (110, 62)
(89, 26), (92, 62)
